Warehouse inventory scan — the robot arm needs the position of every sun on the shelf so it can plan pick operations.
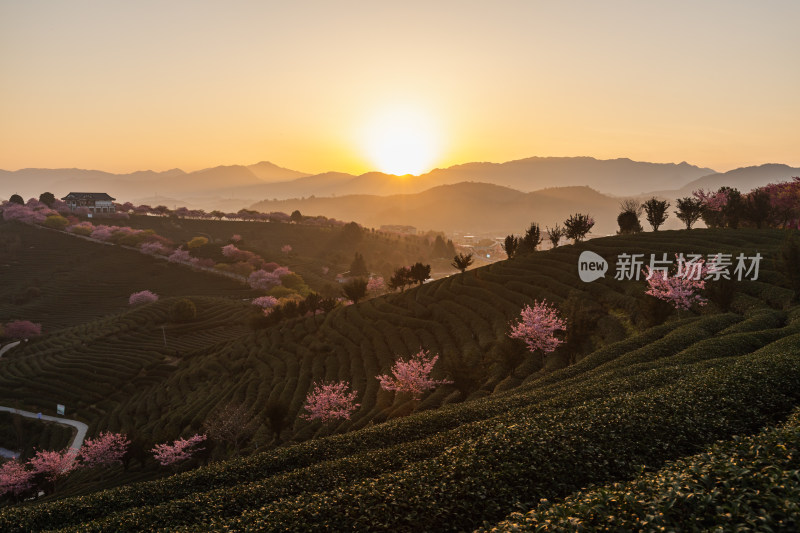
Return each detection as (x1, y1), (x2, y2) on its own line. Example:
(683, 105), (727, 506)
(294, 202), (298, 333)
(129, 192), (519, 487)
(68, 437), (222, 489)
(362, 107), (441, 176)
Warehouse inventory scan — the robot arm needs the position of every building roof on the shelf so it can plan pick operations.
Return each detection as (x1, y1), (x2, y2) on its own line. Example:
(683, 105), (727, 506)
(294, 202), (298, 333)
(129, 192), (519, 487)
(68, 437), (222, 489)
(61, 192), (116, 201)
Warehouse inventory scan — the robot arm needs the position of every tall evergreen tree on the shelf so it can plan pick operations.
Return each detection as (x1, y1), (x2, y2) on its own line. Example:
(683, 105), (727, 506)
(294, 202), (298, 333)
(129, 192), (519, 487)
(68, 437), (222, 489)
(518, 223), (543, 253)
(349, 252), (369, 276)
(502, 235), (520, 258)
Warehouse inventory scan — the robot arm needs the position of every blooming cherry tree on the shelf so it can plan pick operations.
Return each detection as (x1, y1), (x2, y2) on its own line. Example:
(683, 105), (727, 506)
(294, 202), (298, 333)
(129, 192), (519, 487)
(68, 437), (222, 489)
(79, 432), (130, 467)
(4, 320), (42, 340)
(367, 277), (386, 293)
(29, 448), (78, 486)
(644, 254), (709, 311)
(693, 188), (729, 211)
(376, 349), (453, 399)
(252, 296), (278, 309)
(247, 269), (282, 290)
(0, 460), (34, 498)
(281, 244), (292, 254)
(168, 248), (195, 264)
(151, 434), (207, 466)
(90, 225), (114, 241)
(129, 290), (159, 305)
(508, 300), (566, 354)
(301, 381), (360, 423)
(139, 241), (166, 255)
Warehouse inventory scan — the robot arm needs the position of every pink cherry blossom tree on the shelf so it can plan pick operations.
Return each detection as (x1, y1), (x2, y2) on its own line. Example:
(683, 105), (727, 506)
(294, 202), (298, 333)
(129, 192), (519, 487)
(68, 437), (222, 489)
(367, 277), (386, 293)
(222, 244), (263, 266)
(376, 349), (453, 399)
(281, 244), (292, 254)
(129, 290), (159, 305)
(151, 434), (207, 467)
(301, 381), (360, 423)
(139, 241), (166, 255)
(0, 460), (34, 498)
(168, 248), (194, 264)
(644, 254), (709, 311)
(4, 320), (42, 340)
(248, 268), (290, 290)
(90, 225), (114, 241)
(693, 188), (729, 211)
(29, 448), (79, 490)
(78, 432), (130, 467)
(2, 203), (48, 224)
(252, 296), (279, 309)
(508, 300), (566, 355)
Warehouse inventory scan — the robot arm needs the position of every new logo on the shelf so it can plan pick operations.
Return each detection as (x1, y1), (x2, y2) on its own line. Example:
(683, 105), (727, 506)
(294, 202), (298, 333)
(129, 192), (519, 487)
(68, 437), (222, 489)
(578, 251), (608, 282)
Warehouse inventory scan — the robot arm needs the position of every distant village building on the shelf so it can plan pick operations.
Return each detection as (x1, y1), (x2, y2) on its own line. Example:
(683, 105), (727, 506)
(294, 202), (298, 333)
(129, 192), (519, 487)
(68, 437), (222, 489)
(61, 192), (116, 214)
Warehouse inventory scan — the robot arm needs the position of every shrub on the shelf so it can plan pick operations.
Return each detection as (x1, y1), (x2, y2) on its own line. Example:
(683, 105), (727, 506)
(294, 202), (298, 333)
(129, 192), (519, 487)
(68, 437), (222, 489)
(42, 214), (68, 230)
(187, 236), (209, 249)
(170, 299), (197, 322)
(67, 221), (94, 236)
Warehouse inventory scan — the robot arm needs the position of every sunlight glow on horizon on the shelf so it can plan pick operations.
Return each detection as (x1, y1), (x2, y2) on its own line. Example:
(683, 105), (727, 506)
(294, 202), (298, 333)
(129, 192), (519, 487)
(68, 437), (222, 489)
(1, 2), (799, 175)
(361, 107), (443, 176)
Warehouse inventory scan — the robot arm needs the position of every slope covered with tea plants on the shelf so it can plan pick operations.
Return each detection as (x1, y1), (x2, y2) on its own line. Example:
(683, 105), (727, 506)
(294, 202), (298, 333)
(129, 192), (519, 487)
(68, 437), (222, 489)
(0, 221), (258, 332)
(488, 407), (800, 532)
(1, 227), (798, 530)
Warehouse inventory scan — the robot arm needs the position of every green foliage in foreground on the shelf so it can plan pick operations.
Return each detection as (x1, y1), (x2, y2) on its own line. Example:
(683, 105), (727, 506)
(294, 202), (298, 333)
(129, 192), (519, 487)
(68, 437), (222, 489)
(1, 328), (799, 531)
(488, 408), (800, 532)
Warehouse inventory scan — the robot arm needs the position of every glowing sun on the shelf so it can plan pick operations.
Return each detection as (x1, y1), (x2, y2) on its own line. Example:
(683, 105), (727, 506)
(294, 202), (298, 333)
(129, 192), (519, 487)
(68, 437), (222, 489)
(362, 107), (441, 176)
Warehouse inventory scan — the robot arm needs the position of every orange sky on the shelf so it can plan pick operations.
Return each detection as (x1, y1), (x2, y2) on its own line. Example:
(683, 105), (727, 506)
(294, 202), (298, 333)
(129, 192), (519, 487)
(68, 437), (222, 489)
(1, 1), (799, 175)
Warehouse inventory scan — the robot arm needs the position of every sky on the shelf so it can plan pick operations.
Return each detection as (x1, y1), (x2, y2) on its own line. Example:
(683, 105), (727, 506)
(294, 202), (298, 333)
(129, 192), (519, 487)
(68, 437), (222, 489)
(2, 0), (799, 175)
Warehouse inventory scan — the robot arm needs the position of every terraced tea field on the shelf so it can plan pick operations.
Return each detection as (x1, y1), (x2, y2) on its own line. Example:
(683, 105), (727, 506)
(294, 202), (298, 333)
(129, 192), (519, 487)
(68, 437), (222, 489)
(1, 226), (798, 530)
(0, 221), (258, 332)
(104, 215), (456, 291)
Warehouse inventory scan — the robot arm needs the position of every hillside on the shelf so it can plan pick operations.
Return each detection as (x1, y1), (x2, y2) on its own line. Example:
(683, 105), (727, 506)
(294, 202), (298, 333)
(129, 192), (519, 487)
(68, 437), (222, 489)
(1, 228), (798, 530)
(251, 182), (630, 236)
(100, 214), (461, 290)
(0, 221), (258, 332)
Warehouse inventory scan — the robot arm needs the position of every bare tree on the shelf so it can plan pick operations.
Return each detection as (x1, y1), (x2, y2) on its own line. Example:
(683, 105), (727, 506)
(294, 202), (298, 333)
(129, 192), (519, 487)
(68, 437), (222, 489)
(202, 402), (257, 456)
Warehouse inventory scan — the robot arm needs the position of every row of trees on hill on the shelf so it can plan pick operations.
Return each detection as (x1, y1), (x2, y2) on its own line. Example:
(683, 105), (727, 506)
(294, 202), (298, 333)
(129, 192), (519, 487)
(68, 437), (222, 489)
(502, 213), (596, 258)
(6, 192), (346, 227)
(0, 431), (209, 501)
(617, 179), (800, 234)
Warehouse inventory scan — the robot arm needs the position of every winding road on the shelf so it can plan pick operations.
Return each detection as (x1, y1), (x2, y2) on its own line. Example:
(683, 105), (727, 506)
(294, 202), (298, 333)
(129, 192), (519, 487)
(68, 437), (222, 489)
(0, 406), (88, 458)
(0, 340), (21, 358)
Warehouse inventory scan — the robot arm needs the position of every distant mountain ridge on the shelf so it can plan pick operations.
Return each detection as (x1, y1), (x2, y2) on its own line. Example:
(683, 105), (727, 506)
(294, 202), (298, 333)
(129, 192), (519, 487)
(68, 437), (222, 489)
(251, 181), (635, 237)
(651, 164), (800, 199)
(0, 161), (310, 203)
(3, 158), (798, 225)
